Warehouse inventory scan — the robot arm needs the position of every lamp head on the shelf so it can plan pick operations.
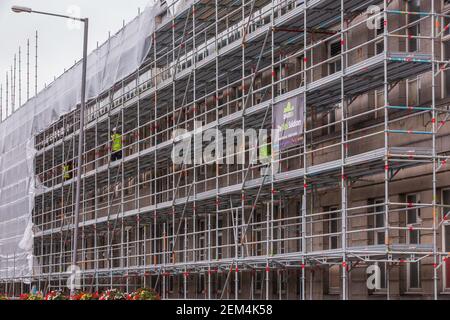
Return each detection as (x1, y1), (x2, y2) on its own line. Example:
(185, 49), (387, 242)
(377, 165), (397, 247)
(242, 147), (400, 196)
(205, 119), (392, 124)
(11, 5), (33, 13)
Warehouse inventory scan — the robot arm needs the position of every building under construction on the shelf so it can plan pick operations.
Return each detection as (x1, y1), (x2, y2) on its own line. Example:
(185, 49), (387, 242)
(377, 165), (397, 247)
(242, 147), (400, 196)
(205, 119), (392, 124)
(2, 0), (450, 300)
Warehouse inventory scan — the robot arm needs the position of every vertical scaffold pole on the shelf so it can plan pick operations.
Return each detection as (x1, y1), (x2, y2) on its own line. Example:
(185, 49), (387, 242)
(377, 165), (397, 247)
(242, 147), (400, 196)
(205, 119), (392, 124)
(431, 0), (438, 301)
(211, 0), (219, 301)
(340, 0), (348, 301)
(5, 72), (8, 118)
(27, 39), (30, 101)
(301, 0), (308, 301)
(383, 0), (391, 300)
(18, 46), (21, 108)
(192, 3), (198, 300)
(35, 30), (38, 96)
(0, 83), (2, 122)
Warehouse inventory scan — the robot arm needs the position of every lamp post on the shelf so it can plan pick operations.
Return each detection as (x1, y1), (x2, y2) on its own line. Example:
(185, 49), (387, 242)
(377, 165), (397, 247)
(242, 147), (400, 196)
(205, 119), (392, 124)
(12, 5), (89, 298)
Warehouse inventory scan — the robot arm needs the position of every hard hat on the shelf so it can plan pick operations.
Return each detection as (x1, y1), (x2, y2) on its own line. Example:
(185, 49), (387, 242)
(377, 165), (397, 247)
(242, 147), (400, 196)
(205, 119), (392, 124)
(112, 127), (117, 132)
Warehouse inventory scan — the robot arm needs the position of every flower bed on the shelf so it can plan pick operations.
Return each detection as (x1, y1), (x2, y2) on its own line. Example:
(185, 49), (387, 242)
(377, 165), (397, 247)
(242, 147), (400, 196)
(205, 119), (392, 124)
(20, 293), (44, 300)
(127, 288), (160, 300)
(72, 292), (100, 300)
(45, 291), (67, 300)
(99, 289), (128, 300)
(0, 288), (160, 301)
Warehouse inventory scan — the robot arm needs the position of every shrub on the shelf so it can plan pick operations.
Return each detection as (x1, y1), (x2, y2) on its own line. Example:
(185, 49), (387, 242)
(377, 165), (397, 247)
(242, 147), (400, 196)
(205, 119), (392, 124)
(99, 289), (127, 300)
(128, 288), (160, 301)
(21, 293), (44, 300)
(45, 290), (67, 300)
(79, 292), (100, 300)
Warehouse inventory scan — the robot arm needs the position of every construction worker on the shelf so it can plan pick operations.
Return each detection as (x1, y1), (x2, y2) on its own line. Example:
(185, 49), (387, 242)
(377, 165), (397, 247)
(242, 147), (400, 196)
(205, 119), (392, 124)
(111, 127), (123, 162)
(62, 161), (72, 181)
(259, 135), (272, 164)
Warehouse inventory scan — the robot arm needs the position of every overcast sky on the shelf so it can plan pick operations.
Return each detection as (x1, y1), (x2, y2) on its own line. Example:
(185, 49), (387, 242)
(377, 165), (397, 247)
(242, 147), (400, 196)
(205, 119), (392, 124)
(0, 0), (154, 115)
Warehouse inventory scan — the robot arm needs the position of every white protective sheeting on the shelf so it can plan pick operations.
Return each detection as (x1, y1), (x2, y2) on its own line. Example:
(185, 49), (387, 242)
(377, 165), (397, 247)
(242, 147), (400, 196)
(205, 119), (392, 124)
(0, 0), (192, 281)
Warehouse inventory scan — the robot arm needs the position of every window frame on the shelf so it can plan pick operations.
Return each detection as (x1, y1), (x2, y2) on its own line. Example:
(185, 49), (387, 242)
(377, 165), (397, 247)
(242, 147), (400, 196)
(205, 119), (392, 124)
(441, 188), (450, 290)
(327, 206), (340, 250)
(327, 40), (342, 75)
(405, 193), (422, 291)
(373, 198), (386, 246)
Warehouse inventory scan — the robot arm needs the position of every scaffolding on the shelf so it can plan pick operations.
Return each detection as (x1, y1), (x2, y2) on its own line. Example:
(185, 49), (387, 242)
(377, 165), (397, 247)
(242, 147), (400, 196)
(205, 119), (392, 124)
(2, 0), (450, 300)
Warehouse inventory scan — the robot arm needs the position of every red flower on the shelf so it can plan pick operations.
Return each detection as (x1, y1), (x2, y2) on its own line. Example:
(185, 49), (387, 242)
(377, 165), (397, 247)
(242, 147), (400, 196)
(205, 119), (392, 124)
(20, 293), (29, 300)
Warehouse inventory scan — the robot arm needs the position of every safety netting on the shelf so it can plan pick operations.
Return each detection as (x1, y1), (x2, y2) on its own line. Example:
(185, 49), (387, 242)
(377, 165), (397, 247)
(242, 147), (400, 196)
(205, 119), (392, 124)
(0, 0), (193, 282)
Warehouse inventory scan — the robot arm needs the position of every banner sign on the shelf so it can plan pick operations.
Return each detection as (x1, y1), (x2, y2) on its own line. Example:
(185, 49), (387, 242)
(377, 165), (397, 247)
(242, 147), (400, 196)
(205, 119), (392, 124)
(272, 95), (304, 151)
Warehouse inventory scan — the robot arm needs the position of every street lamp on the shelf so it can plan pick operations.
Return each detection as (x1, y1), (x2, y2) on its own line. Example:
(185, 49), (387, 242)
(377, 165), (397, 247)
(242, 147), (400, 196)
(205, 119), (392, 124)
(12, 5), (89, 298)
(11, 6), (32, 13)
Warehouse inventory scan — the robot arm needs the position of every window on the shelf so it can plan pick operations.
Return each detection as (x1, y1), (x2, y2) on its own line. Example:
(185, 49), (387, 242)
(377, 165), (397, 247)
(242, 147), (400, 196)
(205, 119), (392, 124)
(443, 41), (450, 97)
(374, 199), (385, 245)
(328, 265), (340, 294)
(408, 24), (420, 52)
(406, 193), (421, 291)
(442, 189), (450, 289)
(296, 55), (305, 86)
(178, 274), (188, 296)
(197, 273), (205, 295)
(377, 262), (388, 290)
(296, 272), (303, 298)
(328, 207), (339, 250)
(216, 273), (223, 297)
(322, 109), (336, 136)
(168, 275), (174, 293)
(254, 212), (263, 256)
(444, 16), (450, 38)
(407, 1), (420, 52)
(374, 18), (384, 55)
(369, 199), (387, 291)
(297, 200), (303, 253)
(272, 270), (287, 296)
(374, 89), (384, 119)
(254, 271), (264, 295)
(407, 77), (420, 107)
(277, 64), (289, 95)
(217, 218), (223, 259)
(273, 205), (286, 254)
(328, 41), (342, 75)
(230, 272), (242, 295)
(406, 194), (421, 244)
(198, 220), (206, 261)
(444, 224), (450, 290)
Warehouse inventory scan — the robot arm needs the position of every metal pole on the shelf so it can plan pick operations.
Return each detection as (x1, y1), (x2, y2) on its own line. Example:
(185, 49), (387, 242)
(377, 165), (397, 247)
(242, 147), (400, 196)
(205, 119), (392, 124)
(6, 72), (9, 118)
(383, 0), (390, 300)
(13, 54), (16, 112)
(10, 65), (13, 115)
(19, 46), (22, 107)
(71, 18), (89, 297)
(301, 1), (308, 301)
(431, 0), (438, 301)
(0, 84), (2, 122)
(27, 39), (30, 101)
(35, 30), (38, 96)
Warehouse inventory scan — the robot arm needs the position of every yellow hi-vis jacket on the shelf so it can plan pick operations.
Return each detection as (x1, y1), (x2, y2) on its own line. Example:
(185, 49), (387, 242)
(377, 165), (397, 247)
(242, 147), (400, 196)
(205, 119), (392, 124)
(63, 165), (71, 179)
(259, 143), (271, 161)
(111, 133), (122, 152)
